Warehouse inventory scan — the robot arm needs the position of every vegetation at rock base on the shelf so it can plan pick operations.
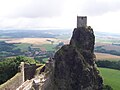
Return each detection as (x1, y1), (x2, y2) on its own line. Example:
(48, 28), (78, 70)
(103, 85), (113, 90)
(0, 56), (38, 85)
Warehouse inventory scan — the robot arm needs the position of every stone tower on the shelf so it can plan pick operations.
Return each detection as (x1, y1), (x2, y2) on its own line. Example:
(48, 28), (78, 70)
(77, 16), (87, 28)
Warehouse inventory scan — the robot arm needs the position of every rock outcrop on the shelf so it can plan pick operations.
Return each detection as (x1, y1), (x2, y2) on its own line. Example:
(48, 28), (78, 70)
(44, 27), (103, 90)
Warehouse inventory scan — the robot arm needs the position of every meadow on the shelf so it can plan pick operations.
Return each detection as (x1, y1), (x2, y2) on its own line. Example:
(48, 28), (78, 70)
(99, 68), (120, 90)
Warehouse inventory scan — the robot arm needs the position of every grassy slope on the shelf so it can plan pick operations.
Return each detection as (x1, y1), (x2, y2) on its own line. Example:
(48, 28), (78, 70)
(99, 68), (120, 90)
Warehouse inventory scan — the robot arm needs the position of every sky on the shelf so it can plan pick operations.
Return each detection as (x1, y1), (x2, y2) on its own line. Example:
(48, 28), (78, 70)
(0, 0), (120, 33)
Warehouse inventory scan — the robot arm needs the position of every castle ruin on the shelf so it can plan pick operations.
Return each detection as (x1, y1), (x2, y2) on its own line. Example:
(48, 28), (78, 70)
(77, 16), (87, 28)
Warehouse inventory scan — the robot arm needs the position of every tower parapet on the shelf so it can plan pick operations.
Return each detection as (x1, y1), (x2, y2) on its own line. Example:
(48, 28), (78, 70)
(77, 16), (87, 28)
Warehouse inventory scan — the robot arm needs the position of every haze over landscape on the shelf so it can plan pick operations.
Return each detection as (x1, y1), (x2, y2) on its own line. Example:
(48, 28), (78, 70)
(0, 0), (120, 33)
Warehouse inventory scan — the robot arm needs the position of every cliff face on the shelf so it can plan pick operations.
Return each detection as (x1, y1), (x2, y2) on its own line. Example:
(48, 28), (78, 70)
(44, 27), (103, 90)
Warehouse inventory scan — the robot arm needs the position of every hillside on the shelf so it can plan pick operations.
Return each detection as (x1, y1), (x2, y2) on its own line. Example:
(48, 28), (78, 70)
(0, 29), (120, 90)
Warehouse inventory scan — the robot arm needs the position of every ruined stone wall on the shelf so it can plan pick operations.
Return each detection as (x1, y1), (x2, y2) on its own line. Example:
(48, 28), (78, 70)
(24, 63), (36, 80)
(0, 62), (36, 90)
(0, 73), (23, 90)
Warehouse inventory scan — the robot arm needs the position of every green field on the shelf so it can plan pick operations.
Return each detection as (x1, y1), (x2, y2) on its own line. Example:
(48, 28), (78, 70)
(14, 43), (56, 52)
(99, 68), (120, 90)
(40, 44), (56, 51)
(14, 43), (31, 51)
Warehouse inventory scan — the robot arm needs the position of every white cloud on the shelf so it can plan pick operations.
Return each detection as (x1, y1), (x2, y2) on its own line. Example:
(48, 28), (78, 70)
(0, 0), (120, 33)
(76, 0), (120, 16)
(88, 11), (120, 33)
(0, 0), (65, 18)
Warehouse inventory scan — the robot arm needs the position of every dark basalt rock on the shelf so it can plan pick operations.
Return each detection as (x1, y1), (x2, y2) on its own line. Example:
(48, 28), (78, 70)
(53, 27), (103, 90)
(70, 27), (94, 52)
(44, 27), (103, 90)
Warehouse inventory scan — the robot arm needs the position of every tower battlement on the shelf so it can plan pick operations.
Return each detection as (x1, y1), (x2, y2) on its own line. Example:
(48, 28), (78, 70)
(77, 16), (87, 28)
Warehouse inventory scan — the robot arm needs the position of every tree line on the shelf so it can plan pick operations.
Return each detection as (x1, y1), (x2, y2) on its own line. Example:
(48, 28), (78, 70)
(96, 60), (120, 70)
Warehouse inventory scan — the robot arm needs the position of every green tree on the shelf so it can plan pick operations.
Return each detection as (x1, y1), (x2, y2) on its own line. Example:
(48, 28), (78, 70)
(0, 56), (38, 84)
